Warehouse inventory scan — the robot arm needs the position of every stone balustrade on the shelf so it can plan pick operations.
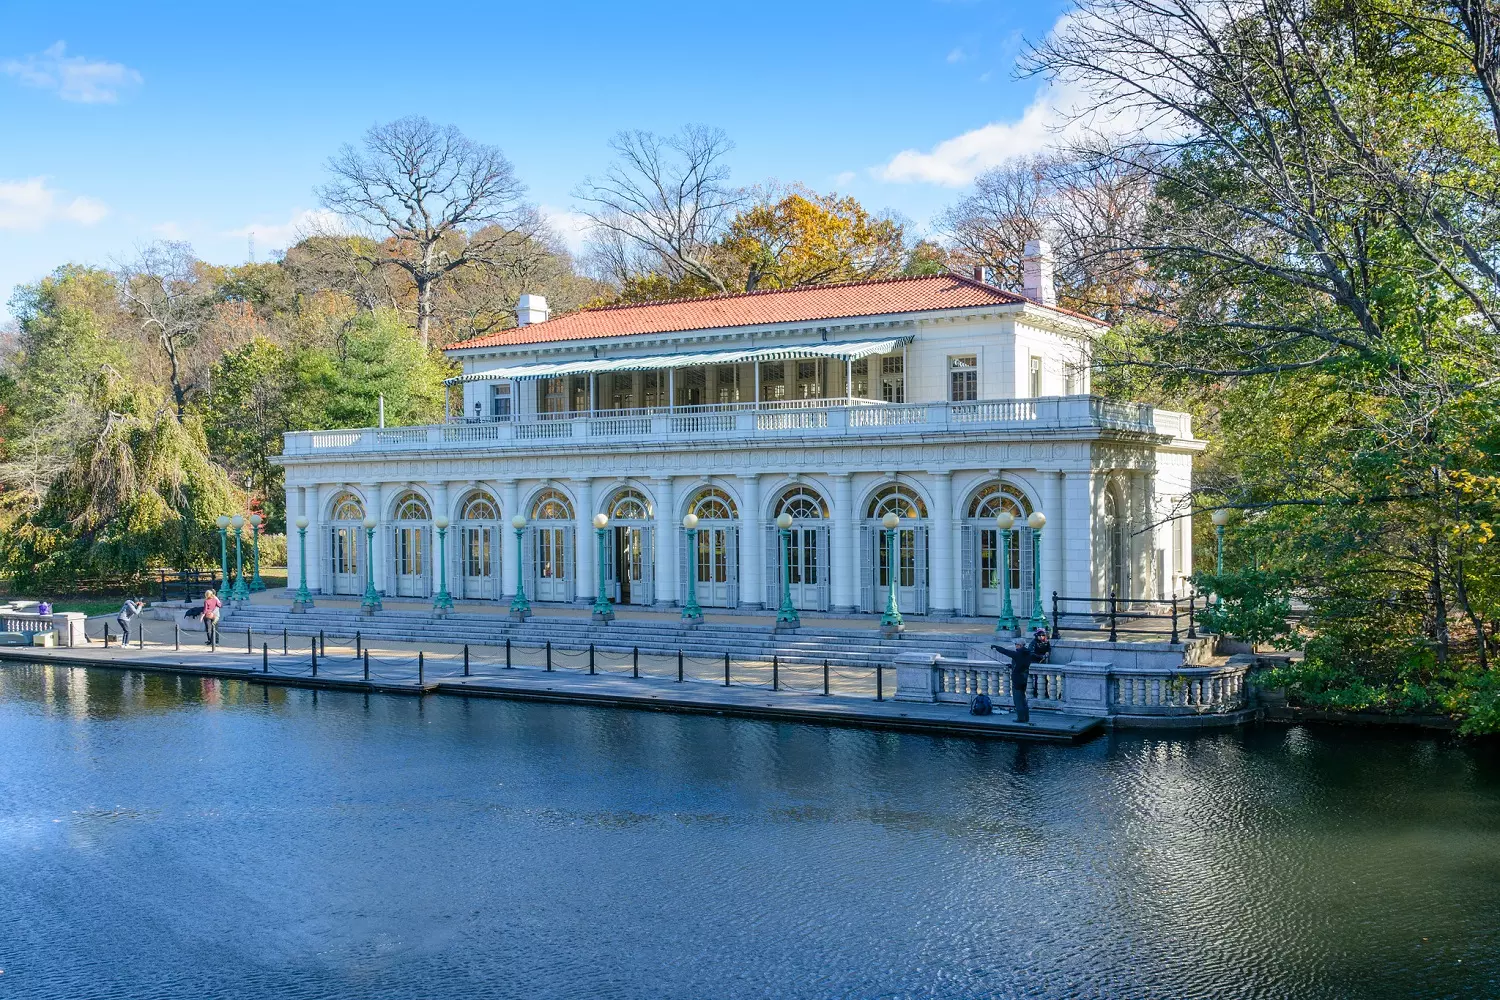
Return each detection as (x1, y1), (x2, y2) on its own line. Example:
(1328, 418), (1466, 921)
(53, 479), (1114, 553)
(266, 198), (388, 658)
(0, 609), (88, 646)
(282, 395), (1193, 456)
(895, 650), (1249, 724)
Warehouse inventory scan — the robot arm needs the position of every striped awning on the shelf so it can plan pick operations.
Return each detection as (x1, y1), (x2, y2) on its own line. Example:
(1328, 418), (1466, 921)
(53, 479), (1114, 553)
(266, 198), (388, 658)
(443, 336), (912, 385)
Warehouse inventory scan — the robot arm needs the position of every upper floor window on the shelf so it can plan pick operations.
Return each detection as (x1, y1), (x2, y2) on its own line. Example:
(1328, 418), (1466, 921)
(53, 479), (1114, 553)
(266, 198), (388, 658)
(541, 377), (566, 414)
(490, 383), (511, 418)
(949, 355), (978, 401)
(851, 358), (870, 398)
(761, 362), (786, 401)
(1029, 356), (1043, 398)
(796, 360), (823, 399)
(879, 355), (905, 403)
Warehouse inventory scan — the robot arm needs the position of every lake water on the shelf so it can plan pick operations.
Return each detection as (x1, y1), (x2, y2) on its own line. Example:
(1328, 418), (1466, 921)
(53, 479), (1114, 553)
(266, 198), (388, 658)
(1, 663), (1497, 1000)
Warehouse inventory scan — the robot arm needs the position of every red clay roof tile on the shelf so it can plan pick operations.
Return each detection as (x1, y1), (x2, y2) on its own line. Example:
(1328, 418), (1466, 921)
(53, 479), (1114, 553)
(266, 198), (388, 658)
(446, 273), (1098, 352)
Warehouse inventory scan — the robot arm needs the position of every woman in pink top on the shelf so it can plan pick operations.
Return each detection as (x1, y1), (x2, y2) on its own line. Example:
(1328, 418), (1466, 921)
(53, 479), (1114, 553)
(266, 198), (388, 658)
(202, 589), (222, 646)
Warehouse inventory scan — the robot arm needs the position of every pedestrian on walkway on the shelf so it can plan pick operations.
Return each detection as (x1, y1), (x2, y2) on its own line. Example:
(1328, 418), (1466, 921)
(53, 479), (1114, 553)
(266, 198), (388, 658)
(117, 598), (143, 645)
(990, 637), (1044, 724)
(202, 589), (222, 646)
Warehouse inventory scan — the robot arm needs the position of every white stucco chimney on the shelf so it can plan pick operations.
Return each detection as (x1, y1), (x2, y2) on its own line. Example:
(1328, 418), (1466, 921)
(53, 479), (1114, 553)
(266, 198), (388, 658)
(1022, 239), (1057, 306)
(516, 293), (551, 327)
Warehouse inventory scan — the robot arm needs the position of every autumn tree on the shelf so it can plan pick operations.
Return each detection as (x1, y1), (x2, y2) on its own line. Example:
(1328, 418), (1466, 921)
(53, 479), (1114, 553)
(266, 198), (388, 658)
(720, 186), (907, 291)
(317, 116), (547, 348)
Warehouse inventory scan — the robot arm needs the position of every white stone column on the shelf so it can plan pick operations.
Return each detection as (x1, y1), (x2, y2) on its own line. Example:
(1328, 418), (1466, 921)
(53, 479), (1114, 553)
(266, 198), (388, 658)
(1061, 470), (1096, 600)
(573, 478), (594, 603)
(928, 471), (955, 615)
(364, 483), (386, 595)
(309, 484), (325, 593)
(501, 480), (520, 601)
(738, 474), (762, 608)
(653, 477), (676, 607)
(285, 483), (301, 596)
(831, 473), (855, 611)
(1040, 470), (1064, 615)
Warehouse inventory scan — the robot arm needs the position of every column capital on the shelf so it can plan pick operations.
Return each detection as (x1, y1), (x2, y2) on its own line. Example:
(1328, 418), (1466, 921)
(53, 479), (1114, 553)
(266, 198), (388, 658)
(737, 472), (760, 482)
(924, 469), (953, 480)
(832, 471), (853, 481)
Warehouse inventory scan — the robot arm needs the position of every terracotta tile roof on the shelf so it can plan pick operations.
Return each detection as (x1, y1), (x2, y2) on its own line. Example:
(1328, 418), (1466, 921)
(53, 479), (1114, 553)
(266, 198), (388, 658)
(446, 273), (1101, 352)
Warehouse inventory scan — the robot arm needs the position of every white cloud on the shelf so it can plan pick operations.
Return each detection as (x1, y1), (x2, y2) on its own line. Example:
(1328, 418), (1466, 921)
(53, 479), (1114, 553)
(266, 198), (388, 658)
(833, 171), (857, 188)
(0, 177), (109, 230)
(540, 205), (592, 255)
(947, 48), (966, 64)
(225, 208), (343, 254)
(2, 41), (142, 104)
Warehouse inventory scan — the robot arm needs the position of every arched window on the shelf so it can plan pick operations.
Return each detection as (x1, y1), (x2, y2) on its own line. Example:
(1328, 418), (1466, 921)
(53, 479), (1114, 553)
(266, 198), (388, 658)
(1105, 484), (1127, 595)
(393, 492), (431, 521)
(460, 492), (499, 521)
(330, 492), (365, 521)
(865, 483), (927, 520)
(689, 487), (737, 521)
(966, 482), (1033, 520)
(531, 488), (574, 521)
(608, 488), (652, 521)
(774, 485), (828, 519)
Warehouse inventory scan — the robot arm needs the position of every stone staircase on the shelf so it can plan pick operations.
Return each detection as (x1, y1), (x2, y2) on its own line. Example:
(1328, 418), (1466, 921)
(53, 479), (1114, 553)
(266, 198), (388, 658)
(221, 604), (979, 670)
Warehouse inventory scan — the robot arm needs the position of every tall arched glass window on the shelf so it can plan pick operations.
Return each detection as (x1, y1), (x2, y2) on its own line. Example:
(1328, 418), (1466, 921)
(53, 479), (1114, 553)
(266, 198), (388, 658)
(608, 489), (652, 521)
(531, 488), (574, 521)
(688, 488), (737, 521)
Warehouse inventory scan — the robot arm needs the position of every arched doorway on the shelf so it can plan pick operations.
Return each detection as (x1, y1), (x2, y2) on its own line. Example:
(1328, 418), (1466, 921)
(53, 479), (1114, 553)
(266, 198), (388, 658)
(960, 481), (1035, 618)
(390, 491), (431, 598)
(530, 488), (574, 603)
(682, 487), (739, 608)
(326, 491), (365, 596)
(604, 487), (654, 606)
(457, 490), (501, 600)
(1104, 482), (1129, 599)
(766, 484), (830, 611)
(862, 483), (929, 614)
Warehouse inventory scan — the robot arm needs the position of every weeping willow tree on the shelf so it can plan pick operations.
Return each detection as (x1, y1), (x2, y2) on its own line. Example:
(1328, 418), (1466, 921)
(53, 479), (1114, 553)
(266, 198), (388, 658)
(0, 367), (240, 591)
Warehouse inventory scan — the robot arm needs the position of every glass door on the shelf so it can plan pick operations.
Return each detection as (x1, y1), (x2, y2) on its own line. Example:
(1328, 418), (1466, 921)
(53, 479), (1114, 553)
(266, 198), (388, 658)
(331, 526), (361, 595)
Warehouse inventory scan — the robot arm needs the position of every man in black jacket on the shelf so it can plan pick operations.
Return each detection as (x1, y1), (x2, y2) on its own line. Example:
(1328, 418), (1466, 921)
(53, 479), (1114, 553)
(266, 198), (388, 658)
(990, 638), (1044, 723)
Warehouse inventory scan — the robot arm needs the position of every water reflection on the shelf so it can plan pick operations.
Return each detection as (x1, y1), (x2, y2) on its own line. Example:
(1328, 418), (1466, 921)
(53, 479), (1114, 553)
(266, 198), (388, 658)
(0, 663), (1496, 1000)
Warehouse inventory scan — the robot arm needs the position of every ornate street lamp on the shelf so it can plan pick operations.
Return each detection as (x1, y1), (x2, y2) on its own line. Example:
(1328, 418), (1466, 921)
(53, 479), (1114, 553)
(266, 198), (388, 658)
(995, 509), (1018, 635)
(433, 514), (455, 616)
(592, 512), (615, 622)
(774, 512), (800, 630)
(681, 513), (704, 625)
(509, 514), (531, 621)
(229, 515), (251, 602)
(880, 511), (904, 636)
(215, 515), (230, 592)
(1027, 511), (1048, 632)
(360, 514), (382, 614)
(248, 513), (266, 591)
(292, 515), (313, 612)
(1211, 507), (1231, 608)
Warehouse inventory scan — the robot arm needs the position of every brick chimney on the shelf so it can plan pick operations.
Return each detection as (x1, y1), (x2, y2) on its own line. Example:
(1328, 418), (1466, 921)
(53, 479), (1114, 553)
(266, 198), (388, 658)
(516, 293), (550, 327)
(1022, 239), (1056, 306)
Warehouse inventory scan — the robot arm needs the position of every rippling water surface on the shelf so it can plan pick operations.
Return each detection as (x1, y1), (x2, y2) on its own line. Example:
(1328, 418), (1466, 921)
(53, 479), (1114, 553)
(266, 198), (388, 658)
(1, 664), (1497, 999)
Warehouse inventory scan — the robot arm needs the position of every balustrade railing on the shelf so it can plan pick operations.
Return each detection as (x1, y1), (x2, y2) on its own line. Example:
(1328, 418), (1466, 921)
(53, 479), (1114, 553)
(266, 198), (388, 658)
(283, 395), (1195, 455)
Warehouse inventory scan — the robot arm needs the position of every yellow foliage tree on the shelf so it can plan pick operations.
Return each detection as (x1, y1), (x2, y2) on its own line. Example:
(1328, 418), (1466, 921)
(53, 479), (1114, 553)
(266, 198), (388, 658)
(721, 187), (908, 292)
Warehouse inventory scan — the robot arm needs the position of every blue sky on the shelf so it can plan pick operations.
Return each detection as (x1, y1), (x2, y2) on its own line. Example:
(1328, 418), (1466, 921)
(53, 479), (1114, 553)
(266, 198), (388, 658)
(0, 0), (1074, 319)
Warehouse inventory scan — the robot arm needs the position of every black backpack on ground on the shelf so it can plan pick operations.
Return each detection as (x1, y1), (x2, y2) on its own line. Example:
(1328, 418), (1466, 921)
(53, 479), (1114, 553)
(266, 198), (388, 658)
(969, 693), (993, 716)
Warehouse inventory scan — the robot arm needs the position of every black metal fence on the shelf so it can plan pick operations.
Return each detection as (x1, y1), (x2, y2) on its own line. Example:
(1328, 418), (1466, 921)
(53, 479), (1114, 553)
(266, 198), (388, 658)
(1048, 591), (1200, 644)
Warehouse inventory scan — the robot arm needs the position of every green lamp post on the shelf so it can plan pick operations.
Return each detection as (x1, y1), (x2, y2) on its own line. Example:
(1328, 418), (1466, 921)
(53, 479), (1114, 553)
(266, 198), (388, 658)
(995, 509), (1018, 634)
(433, 514), (455, 616)
(229, 514), (251, 601)
(360, 514), (382, 614)
(1027, 511), (1048, 633)
(879, 511), (904, 636)
(248, 513), (266, 591)
(774, 512), (800, 631)
(215, 515), (230, 592)
(509, 514), (531, 621)
(1211, 507), (1230, 609)
(682, 513), (704, 625)
(292, 515), (313, 612)
(591, 512), (615, 622)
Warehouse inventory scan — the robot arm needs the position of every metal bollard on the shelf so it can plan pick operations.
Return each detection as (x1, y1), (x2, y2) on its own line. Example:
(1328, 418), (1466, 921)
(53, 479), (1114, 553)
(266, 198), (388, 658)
(210, 627), (216, 653)
(363, 649), (370, 681)
(1170, 595), (1180, 645)
(311, 639), (317, 676)
(876, 664), (883, 702)
(677, 649), (683, 683)
(1188, 592), (1198, 640)
(589, 643), (595, 675)
(546, 641), (552, 672)
(632, 647), (639, 679)
(247, 627), (252, 654)
(823, 659), (829, 696)
(175, 624), (180, 651)
(724, 652), (730, 687)
(283, 627), (288, 655)
(773, 655), (779, 692)
(505, 638), (511, 669)
(418, 651), (424, 685)
(356, 631), (362, 657)
(104, 623), (110, 648)
(139, 626), (144, 649)
(1051, 591), (1060, 639)
(1108, 591), (1118, 643)
(262, 643), (269, 673)
(319, 629), (325, 657)
(464, 643), (471, 676)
